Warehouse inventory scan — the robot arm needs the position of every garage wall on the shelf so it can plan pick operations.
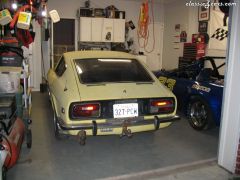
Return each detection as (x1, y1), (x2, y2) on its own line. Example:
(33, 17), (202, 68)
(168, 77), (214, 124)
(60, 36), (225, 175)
(47, 0), (164, 54)
(162, 0), (189, 70)
(31, 21), (42, 91)
(162, 0), (226, 70)
(29, 22), (49, 91)
(34, 0), (165, 91)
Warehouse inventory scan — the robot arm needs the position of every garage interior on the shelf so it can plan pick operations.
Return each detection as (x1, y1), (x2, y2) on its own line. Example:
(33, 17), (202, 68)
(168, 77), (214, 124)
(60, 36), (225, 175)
(0, 0), (240, 180)
(9, 93), (220, 180)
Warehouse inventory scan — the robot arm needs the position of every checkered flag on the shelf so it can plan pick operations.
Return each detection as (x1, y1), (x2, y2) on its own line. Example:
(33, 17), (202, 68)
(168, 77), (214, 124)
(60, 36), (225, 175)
(211, 28), (228, 41)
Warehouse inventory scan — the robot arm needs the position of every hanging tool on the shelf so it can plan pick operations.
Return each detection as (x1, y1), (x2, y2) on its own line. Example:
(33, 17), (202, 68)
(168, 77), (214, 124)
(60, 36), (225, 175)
(137, 0), (155, 53)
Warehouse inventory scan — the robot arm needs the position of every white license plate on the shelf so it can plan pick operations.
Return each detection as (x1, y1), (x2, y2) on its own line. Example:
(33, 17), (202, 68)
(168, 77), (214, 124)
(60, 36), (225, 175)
(113, 103), (138, 118)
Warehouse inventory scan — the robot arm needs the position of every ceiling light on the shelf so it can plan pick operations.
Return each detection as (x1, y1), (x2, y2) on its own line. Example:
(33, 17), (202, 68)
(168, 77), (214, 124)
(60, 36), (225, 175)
(41, 10), (47, 17)
(12, 2), (17, 10)
(41, 4), (47, 17)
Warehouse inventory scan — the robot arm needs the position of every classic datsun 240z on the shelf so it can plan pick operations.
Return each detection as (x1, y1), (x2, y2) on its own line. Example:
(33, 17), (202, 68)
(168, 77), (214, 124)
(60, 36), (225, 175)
(154, 56), (225, 131)
(47, 51), (179, 144)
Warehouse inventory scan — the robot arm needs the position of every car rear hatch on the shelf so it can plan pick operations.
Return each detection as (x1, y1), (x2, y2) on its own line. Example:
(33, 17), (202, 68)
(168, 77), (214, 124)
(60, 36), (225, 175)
(70, 57), (176, 120)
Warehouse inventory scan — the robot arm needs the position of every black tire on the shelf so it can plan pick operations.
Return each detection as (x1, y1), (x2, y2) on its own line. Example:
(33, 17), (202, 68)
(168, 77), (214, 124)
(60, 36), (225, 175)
(2, 166), (7, 180)
(53, 111), (60, 139)
(48, 87), (52, 104)
(187, 96), (214, 131)
(26, 129), (32, 148)
(51, 96), (61, 139)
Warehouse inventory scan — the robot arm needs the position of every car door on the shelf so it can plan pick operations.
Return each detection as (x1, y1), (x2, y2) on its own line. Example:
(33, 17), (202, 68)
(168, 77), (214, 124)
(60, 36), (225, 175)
(172, 77), (195, 110)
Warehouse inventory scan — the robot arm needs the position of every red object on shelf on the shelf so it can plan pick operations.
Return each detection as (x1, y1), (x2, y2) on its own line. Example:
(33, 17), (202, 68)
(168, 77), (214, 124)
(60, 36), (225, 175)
(183, 43), (206, 60)
(0, 37), (19, 47)
(192, 34), (206, 43)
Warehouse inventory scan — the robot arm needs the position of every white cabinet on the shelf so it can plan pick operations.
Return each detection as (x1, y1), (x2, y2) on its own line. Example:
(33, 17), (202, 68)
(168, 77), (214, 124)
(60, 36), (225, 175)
(91, 18), (103, 42)
(102, 18), (114, 42)
(80, 17), (125, 43)
(113, 19), (125, 42)
(80, 17), (91, 42)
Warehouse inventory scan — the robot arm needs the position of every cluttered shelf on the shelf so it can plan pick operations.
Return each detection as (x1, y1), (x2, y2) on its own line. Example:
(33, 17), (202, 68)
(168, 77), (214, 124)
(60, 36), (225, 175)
(0, 44), (32, 124)
(0, 1), (50, 177)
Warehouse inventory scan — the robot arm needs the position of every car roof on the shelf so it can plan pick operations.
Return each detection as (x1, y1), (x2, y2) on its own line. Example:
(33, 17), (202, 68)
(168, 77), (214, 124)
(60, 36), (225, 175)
(63, 50), (136, 60)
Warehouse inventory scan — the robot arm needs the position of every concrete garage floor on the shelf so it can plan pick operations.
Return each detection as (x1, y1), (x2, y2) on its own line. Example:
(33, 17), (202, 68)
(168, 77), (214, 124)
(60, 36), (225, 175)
(8, 92), (230, 180)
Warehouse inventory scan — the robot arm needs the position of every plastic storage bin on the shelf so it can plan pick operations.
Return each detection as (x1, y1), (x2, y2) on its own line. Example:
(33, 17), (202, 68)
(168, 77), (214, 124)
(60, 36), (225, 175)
(0, 72), (20, 93)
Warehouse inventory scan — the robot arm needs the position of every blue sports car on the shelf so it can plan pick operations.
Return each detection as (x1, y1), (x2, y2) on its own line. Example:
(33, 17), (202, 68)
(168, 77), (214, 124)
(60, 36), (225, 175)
(154, 56), (225, 130)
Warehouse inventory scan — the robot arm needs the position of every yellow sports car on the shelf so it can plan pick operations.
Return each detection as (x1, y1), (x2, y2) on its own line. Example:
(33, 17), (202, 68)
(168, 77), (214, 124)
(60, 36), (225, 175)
(47, 51), (179, 144)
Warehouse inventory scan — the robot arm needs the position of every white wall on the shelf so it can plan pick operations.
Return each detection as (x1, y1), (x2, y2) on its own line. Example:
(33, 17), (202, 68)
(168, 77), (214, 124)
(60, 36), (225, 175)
(162, 0), (226, 70)
(162, 0), (189, 70)
(31, 21), (42, 91)
(41, 41), (50, 78)
(47, 0), (164, 54)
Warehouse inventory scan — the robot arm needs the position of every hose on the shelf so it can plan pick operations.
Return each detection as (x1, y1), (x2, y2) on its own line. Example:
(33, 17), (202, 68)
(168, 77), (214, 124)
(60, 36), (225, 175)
(137, 0), (155, 53)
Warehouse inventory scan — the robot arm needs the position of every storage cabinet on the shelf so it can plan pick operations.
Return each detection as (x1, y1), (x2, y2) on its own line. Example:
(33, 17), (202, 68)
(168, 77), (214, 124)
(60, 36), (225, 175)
(80, 17), (125, 42)
(113, 19), (125, 42)
(91, 18), (103, 42)
(102, 18), (113, 42)
(80, 17), (92, 42)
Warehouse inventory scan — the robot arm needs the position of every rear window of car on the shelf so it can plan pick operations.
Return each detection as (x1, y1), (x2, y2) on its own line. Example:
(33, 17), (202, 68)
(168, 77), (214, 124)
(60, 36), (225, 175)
(74, 58), (154, 84)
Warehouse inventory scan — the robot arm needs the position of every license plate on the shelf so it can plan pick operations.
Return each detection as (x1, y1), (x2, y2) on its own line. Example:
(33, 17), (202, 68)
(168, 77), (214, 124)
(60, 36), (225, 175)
(113, 103), (138, 118)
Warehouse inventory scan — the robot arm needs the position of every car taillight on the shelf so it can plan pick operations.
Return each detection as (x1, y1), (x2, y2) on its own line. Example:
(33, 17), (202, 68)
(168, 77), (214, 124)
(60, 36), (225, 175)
(72, 103), (100, 118)
(149, 98), (175, 114)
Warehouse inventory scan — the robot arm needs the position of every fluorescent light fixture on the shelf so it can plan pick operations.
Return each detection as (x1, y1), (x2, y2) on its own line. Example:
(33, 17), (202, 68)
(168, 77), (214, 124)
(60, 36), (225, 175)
(12, 2), (17, 10)
(76, 65), (83, 74)
(98, 59), (132, 63)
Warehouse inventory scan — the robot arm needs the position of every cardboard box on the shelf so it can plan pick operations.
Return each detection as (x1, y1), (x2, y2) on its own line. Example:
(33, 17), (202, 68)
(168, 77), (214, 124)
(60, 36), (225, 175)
(17, 12), (32, 29)
(0, 9), (12, 25)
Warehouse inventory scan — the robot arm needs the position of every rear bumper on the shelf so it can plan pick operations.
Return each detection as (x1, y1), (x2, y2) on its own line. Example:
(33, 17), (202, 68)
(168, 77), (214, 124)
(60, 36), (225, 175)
(57, 115), (180, 136)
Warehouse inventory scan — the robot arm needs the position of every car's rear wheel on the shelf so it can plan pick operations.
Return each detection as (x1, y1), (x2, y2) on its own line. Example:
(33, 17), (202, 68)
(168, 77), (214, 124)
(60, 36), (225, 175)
(50, 96), (61, 139)
(187, 97), (214, 130)
(26, 129), (32, 148)
(47, 87), (51, 104)
(53, 110), (60, 139)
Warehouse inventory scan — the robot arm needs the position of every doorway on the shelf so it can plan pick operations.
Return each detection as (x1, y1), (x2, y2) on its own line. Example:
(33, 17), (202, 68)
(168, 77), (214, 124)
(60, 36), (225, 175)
(53, 18), (75, 67)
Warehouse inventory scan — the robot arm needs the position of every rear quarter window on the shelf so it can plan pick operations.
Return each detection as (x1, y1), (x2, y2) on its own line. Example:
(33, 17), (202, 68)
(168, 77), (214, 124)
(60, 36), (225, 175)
(55, 56), (66, 77)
